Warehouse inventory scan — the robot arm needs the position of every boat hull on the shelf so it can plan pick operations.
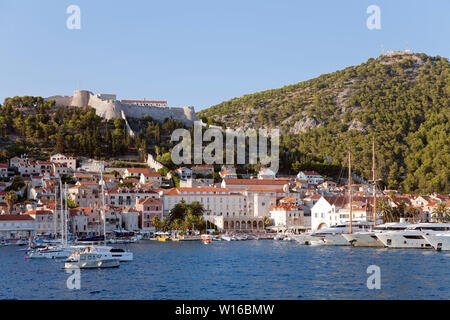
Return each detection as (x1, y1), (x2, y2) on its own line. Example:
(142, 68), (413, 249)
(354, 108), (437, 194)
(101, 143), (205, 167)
(65, 259), (120, 269)
(375, 232), (434, 249)
(342, 233), (384, 247)
(323, 234), (350, 246)
(423, 234), (450, 251)
(291, 234), (316, 245)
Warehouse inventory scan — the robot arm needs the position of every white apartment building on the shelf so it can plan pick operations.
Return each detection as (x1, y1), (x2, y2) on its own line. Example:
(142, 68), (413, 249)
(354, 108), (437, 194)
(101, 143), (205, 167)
(9, 155), (29, 169)
(106, 187), (159, 207)
(161, 187), (275, 232)
(139, 172), (162, 184)
(0, 215), (35, 239)
(270, 204), (305, 229)
(24, 210), (54, 235)
(296, 171), (324, 185)
(50, 154), (77, 171)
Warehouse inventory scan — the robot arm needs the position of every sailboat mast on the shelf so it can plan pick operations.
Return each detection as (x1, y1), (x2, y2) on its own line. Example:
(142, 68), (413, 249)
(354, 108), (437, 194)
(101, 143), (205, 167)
(64, 183), (68, 247)
(59, 179), (64, 244)
(372, 138), (377, 228)
(101, 171), (106, 245)
(53, 185), (57, 237)
(348, 151), (353, 233)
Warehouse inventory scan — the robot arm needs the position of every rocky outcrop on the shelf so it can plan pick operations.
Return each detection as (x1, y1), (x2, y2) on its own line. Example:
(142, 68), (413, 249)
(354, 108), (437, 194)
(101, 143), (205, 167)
(290, 116), (323, 134)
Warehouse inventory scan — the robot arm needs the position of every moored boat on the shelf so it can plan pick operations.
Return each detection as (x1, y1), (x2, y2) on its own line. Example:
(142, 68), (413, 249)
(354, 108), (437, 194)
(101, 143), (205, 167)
(375, 223), (450, 249)
(423, 232), (450, 251)
(64, 251), (120, 269)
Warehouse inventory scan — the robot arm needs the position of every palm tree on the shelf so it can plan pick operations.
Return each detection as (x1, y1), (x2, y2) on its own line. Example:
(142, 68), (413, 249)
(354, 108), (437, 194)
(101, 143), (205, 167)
(160, 219), (170, 232)
(378, 198), (398, 223)
(263, 216), (273, 232)
(188, 201), (204, 216)
(432, 203), (449, 222)
(171, 218), (182, 238)
(405, 205), (419, 222)
(169, 200), (190, 222)
(5, 191), (18, 214)
(151, 216), (161, 230)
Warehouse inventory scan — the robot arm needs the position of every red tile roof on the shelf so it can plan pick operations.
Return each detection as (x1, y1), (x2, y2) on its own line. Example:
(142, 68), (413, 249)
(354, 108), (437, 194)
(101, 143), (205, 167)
(0, 215), (34, 221)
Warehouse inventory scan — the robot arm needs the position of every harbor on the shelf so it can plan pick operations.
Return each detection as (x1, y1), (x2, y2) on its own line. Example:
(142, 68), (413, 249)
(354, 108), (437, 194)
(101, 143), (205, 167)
(0, 240), (448, 300)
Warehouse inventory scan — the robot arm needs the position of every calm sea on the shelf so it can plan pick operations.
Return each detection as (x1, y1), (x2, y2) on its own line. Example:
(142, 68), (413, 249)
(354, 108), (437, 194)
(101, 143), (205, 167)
(0, 240), (449, 299)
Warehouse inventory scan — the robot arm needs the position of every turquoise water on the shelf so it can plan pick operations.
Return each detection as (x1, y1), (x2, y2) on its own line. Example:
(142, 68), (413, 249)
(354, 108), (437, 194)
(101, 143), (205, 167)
(0, 241), (448, 299)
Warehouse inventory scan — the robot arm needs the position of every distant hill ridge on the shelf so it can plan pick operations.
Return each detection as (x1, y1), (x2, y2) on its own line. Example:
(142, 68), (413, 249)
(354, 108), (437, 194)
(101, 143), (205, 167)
(198, 51), (449, 193)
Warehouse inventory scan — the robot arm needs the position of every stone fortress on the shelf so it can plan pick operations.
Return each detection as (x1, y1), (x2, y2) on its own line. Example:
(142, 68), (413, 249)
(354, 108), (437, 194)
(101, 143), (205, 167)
(45, 90), (197, 126)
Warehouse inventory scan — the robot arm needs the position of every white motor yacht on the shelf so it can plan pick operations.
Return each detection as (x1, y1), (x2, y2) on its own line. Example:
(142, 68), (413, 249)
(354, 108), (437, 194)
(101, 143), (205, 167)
(342, 222), (411, 247)
(75, 245), (133, 262)
(423, 232), (450, 251)
(292, 223), (372, 246)
(375, 223), (450, 249)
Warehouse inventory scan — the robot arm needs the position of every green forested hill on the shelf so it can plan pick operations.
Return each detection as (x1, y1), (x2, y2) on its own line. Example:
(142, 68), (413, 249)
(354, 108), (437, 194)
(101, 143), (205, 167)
(198, 52), (450, 193)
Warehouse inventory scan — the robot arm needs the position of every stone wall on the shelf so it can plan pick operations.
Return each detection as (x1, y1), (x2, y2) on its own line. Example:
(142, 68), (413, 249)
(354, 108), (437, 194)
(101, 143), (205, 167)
(45, 90), (197, 126)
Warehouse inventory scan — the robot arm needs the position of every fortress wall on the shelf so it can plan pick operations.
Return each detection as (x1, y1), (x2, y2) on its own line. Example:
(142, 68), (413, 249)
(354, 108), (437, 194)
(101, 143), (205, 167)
(120, 104), (197, 125)
(71, 90), (91, 107)
(46, 90), (197, 127)
(86, 93), (122, 119)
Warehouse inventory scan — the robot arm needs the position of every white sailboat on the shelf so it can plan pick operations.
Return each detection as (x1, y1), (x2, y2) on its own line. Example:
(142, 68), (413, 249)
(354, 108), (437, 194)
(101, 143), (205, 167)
(29, 181), (75, 259)
(71, 171), (133, 262)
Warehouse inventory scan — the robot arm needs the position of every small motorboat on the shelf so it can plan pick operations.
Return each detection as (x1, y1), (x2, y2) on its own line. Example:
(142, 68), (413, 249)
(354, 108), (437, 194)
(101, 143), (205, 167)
(201, 234), (213, 244)
(221, 235), (233, 241)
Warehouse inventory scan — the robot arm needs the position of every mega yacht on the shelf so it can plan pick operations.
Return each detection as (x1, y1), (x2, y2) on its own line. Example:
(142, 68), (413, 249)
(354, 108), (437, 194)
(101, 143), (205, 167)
(423, 232), (450, 251)
(375, 223), (450, 249)
(291, 223), (372, 246)
(342, 222), (411, 247)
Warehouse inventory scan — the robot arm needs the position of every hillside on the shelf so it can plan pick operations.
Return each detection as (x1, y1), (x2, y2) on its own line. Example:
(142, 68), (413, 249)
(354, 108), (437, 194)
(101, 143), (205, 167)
(198, 52), (450, 193)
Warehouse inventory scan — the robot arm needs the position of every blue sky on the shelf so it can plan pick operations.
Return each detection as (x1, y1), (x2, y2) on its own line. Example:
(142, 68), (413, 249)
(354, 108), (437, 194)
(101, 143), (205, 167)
(0, 0), (448, 111)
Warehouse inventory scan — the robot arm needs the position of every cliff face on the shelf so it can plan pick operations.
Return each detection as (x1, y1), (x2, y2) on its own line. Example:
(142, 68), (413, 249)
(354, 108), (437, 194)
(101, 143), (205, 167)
(46, 90), (197, 126)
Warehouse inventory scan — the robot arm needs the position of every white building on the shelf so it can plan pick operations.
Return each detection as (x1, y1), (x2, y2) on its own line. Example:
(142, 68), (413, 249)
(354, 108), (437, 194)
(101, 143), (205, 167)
(310, 196), (371, 230)
(296, 171), (324, 185)
(257, 168), (276, 180)
(0, 215), (35, 239)
(139, 172), (162, 185)
(50, 154), (76, 171)
(175, 167), (192, 180)
(270, 204), (304, 229)
(9, 155), (29, 169)
(121, 207), (140, 232)
(161, 187), (276, 232)
(24, 210), (54, 235)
